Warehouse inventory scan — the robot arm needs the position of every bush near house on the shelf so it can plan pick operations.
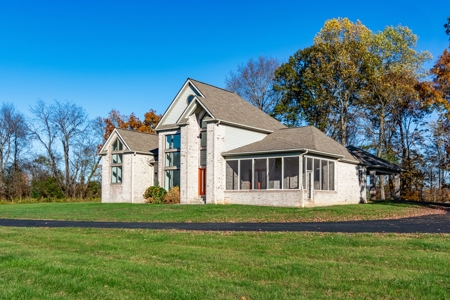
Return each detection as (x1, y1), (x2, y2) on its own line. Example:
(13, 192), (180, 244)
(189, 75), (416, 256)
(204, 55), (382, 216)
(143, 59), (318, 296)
(164, 186), (180, 204)
(143, 185), (167, 204)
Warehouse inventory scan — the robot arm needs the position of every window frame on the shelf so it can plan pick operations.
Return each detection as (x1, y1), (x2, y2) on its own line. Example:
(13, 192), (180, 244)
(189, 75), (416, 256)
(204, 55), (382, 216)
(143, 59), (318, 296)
(111, 138), (124, 184)
(163, 133), (181, 190)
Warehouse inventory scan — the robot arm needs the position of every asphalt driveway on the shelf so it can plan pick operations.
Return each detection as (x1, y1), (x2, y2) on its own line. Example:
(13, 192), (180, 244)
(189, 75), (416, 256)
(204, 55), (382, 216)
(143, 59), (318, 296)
(0, 212), (449, 233)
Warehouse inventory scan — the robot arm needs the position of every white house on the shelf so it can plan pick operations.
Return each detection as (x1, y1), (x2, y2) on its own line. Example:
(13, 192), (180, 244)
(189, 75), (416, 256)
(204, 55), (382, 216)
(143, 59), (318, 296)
(100, 78), (401, 206)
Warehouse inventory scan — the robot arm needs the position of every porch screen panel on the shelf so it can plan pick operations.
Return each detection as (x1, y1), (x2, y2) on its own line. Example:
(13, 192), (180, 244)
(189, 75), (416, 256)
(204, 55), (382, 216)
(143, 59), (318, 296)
(283, 157), (299, 189)
(240, 160), (252, 190)
(321, 160), (329, 190)
(269, 158), (282, 189)
(254, 159), (267, 190)
(226, 161), (239, 190)
(329, 161), (335, 190)
(314, 159), (320, 190)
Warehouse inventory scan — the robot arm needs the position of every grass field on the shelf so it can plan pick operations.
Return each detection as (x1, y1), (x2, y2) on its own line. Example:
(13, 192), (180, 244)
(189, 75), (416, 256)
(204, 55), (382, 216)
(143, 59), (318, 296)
(0, 227), (449, 299)
(0, 201), (443, 223)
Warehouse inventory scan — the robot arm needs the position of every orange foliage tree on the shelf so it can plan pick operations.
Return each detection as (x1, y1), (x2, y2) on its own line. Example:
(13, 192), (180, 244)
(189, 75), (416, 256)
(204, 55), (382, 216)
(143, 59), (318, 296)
(101, 109), (162, 146)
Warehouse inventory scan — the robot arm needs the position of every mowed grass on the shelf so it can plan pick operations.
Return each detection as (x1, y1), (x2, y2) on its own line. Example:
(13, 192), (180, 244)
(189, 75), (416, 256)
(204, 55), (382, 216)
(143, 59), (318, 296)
(0, 227), (449, 299)
(0, 201), (442, 223)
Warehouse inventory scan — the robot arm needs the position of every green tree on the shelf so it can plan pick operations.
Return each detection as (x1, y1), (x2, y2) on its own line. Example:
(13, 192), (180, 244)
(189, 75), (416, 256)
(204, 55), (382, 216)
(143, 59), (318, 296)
(274, 18), (376, 145)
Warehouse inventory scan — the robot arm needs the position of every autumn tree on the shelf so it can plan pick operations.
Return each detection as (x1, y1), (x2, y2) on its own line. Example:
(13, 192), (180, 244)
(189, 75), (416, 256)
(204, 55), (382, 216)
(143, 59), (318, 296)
(102, 109), (161, 142)
(226, 56), (280, 113)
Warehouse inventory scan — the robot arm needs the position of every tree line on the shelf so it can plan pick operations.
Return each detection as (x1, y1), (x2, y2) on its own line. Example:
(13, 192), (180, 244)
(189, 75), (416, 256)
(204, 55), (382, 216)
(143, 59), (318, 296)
(227, 17), (450, 202)
(0, 100), (160, 201)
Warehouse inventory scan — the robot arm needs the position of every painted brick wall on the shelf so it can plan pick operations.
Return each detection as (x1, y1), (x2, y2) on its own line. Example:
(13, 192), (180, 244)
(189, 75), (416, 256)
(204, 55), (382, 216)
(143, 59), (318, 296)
(312, 161), (361, 206)
(206, 122), (226, 204)
(132, 154), (155, 203)
(223, 190), (304, 207)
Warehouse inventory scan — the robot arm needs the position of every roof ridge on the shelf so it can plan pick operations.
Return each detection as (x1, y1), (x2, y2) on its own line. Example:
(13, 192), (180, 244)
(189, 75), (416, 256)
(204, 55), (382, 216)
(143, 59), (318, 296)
(115, 128), (158, 136)
(309, 126), (318, 150)
(188, 78), (234, 95)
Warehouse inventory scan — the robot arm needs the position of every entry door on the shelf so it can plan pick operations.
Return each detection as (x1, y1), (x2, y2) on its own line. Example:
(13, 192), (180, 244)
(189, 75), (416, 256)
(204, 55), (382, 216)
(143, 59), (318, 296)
(198, 168), (206, 196)
(307, 171), (313, 199)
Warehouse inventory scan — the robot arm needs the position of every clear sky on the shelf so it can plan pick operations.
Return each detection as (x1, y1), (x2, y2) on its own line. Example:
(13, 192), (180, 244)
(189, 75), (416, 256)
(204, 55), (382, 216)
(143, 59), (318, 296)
(0, 0), (448, 120)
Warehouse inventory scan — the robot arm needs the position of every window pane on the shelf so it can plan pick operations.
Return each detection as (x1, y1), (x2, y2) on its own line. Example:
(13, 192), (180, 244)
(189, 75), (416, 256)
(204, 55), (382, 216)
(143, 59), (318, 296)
(200, 150), (206, 166)
(111, 166), (122, 183)
(254, 159), (267, 190)
(112, 139), (123, 151)
(329, 161), (335, 190)
(269, 158), (282, 189)
(200, 131), (207, 147)
(314, 159), (320, 190)
(226, 161), (239, 190)
(165, 134), (180, 149)
(112, 154), (122, 164)
(165, 152), (180, 167)
(322, 160), (329, 190)
(284, 157), (299, 189)
(165, 170), (180, 190)
(240, 160), (252, 190)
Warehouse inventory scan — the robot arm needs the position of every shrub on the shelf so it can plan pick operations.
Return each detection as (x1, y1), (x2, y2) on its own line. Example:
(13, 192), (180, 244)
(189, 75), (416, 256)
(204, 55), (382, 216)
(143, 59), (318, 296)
(143, 185), (167, 204)
(164, 186), (180, 204)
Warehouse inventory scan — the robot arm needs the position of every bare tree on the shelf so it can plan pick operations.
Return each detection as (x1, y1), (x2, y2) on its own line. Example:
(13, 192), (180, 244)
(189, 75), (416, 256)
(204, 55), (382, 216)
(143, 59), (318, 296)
(0, 103), (28, 199)
(29, 100), (63, 191)
(226, 56), (280, 113)
(51, 100), (88, 197)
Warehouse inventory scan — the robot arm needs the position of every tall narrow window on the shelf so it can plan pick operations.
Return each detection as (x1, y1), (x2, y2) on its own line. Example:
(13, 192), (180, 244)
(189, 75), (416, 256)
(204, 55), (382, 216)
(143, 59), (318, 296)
(164, 134), (180, 190)
(284, 157), (299, 189)
(321, 160), (329, 190)
(111, 138), (123, 184)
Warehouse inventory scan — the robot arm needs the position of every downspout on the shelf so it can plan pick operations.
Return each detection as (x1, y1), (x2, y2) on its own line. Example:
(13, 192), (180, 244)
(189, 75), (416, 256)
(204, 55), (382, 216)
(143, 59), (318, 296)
(131, 152), (136, 203)
(301, 150), (309, 208)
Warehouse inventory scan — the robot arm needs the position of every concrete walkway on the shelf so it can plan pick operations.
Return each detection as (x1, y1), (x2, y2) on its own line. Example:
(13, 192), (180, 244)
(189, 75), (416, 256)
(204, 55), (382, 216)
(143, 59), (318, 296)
(1, 212), (449, 233)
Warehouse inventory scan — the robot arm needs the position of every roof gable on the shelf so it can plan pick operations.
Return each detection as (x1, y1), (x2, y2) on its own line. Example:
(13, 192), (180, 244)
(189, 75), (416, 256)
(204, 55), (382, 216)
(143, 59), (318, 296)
(99, 128), (158, 155)
(156, 79), (202, 130)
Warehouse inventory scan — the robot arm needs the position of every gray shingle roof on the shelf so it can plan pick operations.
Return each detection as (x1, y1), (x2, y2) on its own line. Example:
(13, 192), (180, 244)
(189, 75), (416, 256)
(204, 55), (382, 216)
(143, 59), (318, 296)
(116, 128), (159, 154)
(189, 79), (286, 132)
(223, 126), (358, 162)
(346, 146), (402, 173)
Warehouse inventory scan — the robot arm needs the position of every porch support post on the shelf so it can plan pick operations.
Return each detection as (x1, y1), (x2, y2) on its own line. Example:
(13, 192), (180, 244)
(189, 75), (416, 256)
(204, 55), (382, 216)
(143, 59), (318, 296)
(369, 170), (376, 200)
(394, 173), (400, 201)
(380, 175), (385, 200)
(360, 168), (367, 204)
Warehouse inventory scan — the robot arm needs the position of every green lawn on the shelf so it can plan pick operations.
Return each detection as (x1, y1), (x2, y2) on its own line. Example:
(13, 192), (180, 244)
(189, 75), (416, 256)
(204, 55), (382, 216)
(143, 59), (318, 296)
(0, 227), (449, 299)
(0, 201), (442, 223)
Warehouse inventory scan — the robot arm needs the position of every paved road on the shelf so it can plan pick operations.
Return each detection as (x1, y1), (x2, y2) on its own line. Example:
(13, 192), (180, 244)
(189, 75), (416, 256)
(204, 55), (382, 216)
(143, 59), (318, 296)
(1, 212), (449, 233)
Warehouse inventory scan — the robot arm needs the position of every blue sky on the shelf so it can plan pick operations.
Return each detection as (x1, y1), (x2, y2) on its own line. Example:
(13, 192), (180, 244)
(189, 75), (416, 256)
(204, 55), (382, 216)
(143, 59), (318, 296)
(0, 0), (448, 120)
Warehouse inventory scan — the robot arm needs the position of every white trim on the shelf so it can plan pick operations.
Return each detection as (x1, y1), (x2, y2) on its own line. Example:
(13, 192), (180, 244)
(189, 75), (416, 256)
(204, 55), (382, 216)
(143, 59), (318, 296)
(99, 128), (131, 154)
(208, 119), (274, 134)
